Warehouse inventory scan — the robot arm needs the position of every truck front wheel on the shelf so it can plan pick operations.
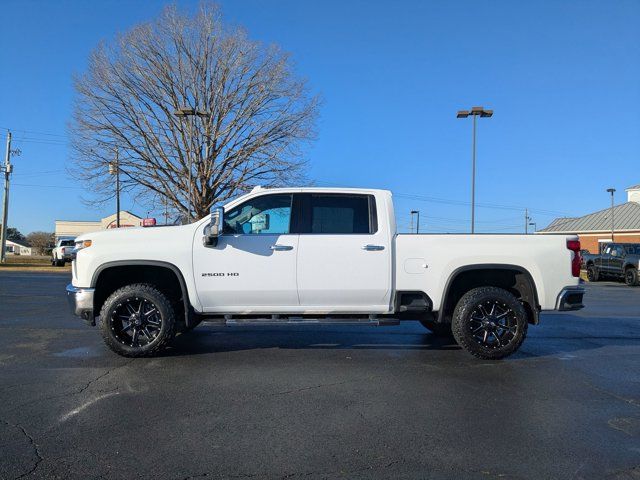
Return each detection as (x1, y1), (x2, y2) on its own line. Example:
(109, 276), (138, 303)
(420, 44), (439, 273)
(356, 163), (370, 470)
(451, 287), (528, 360)
(625, 267), (639, 286)
(99, 283), (176, 357)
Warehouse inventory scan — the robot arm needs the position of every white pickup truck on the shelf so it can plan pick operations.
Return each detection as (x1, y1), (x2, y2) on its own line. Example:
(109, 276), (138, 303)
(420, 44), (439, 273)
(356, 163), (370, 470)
(52, 237), (76, 266)
(67, 187), (584, 359)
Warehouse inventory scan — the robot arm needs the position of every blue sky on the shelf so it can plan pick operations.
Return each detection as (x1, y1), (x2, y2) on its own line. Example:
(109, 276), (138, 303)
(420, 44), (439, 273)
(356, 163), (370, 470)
(1, 0), (638, 234)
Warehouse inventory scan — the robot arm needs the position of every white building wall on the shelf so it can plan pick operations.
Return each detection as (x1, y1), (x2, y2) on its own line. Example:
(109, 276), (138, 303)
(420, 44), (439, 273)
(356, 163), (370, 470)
(627, 187), (640, 204)
(55, 211), (144, 241)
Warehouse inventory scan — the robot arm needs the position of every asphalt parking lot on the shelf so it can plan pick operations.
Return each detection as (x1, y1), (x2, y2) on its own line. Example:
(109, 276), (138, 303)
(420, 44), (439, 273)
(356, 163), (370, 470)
(0, 272), (639, 480)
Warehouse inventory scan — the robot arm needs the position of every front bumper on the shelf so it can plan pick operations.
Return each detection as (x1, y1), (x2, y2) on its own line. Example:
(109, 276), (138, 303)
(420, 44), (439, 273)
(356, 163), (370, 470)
(555, 286), (585, 311)
(66, 284), (95, 324)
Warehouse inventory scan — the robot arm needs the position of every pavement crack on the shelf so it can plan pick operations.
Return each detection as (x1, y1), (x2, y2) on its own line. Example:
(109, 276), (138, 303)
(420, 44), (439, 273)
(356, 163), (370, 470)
(74, 358), (136, 395)
(273, 380), (348, 396)
(7, 359), (136, 413)
(582, 381), (640, 409)
(1, 419), (44, 479)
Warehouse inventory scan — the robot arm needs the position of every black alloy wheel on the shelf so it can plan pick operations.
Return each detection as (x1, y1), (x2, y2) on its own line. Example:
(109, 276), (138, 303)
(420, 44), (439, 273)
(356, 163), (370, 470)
(468, 300), (518, 349)
(99, 283), (176, 357)
(110, 297), (163, 347)
(452, 287), (528, 360)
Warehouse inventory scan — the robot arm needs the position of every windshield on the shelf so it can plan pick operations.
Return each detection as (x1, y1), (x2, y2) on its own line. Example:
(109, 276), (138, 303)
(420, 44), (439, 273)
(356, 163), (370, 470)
(60, 240), (75, 247)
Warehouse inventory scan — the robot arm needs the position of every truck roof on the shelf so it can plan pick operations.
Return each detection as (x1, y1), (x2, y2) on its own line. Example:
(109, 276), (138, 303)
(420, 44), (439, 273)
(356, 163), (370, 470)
(247, 186), (392, 195)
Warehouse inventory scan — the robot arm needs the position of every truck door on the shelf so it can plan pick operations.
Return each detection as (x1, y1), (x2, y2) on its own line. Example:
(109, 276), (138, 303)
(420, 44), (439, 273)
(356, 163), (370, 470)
(295, 193), (392, 313)
(609, 245), (625, 276)
(192, 193), (299, 312)
(597, 244), (613, 274)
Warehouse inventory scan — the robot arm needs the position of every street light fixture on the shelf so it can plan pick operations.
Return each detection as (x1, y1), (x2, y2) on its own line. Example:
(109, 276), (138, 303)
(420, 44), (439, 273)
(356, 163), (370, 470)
(457, 106), (493, 234)
(607, 188), (616, 241)
(173, 107), (211, 222)
(410, 210), (420, 234)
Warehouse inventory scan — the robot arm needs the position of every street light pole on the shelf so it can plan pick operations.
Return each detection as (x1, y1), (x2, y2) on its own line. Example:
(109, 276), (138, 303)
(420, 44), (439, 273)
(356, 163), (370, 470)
(457, 106), (493, 234)
(174, 107), (210, 223)
(607, 188), (616, 241)
(471, 113), (476, 234)
(108, 147), (120, 228)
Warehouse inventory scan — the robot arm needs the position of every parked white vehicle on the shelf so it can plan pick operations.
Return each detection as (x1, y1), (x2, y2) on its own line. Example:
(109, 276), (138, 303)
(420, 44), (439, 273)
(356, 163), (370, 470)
(67, 187), (584, 359)
(52, 238), (76, 266)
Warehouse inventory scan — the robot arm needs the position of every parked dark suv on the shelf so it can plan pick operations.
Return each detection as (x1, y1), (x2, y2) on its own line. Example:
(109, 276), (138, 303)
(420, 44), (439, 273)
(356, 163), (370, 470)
(584, 243), (640, 286)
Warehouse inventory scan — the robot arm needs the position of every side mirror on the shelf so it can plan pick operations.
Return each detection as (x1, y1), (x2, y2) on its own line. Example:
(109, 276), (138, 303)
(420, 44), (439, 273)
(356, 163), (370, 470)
(203, 206), (224, 247)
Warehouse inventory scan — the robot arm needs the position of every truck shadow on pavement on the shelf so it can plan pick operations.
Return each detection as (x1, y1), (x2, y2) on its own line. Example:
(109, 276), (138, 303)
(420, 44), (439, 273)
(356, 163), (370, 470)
(158, 312), (637, 358)
(165, 324), (463, 357)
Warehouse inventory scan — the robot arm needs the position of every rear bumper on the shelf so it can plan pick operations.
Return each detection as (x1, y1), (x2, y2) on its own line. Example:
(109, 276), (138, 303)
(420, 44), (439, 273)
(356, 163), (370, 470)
(66, 283), (95, 324)
(555, 286), (585, 311)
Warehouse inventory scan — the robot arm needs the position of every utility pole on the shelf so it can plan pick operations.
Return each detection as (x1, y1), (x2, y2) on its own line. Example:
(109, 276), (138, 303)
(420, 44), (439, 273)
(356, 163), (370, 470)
(524, 208), (531, 234)
(0, 132), (13, 263)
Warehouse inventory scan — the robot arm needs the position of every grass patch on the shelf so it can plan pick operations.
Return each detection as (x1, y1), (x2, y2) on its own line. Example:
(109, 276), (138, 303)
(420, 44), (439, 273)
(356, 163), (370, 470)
(1, 255), (71, 272)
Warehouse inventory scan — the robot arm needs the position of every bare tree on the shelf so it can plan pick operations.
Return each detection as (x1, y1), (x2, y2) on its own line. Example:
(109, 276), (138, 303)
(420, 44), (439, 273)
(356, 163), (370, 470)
(26, 231), (54, 255)
(70, 3), (318, 220)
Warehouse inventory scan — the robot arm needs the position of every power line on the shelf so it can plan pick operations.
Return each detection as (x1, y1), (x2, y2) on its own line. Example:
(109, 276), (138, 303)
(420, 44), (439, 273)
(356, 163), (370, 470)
(11, 138), (68, 147)
(314, 179), (572, 217)
(13, 183), (83, 190)
(0, 127), (67, 138)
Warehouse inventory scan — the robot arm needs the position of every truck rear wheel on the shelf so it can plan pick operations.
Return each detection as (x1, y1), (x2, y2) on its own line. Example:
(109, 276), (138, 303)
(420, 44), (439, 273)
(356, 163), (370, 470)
(451, 287), (528, 360)
(99, 283), (176, 357)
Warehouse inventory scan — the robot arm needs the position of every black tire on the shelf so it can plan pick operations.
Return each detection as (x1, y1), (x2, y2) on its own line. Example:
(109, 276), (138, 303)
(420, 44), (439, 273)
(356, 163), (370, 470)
(625, 267), (639, 287)
(587, 265), (599, 282)
(57, 259), (65, 267)
(418, 318), (454, 338)
(99, 283), (176, 357)
(451, 287), (528, 360)
(51, 257), (56, 266)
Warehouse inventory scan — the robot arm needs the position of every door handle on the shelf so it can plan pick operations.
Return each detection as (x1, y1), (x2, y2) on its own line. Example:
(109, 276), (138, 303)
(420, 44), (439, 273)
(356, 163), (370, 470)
(362, 244), (385, 251)
(270, 244), (294, 251)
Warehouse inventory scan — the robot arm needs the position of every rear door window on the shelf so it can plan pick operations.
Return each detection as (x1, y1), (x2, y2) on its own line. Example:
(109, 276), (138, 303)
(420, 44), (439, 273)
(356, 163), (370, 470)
(298, 194), (377, 234)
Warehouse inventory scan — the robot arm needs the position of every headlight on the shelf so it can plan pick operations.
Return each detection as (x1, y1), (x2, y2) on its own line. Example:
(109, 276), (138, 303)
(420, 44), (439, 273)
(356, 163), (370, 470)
(74, 239), (92, 252)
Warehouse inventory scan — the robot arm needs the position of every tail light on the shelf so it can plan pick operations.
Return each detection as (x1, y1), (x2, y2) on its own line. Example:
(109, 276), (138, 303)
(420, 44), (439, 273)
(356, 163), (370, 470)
(567, 239), (581, 277)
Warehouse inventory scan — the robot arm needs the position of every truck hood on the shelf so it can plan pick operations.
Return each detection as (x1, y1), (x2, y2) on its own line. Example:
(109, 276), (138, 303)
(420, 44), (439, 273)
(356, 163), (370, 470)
(75, 224), (197, 244)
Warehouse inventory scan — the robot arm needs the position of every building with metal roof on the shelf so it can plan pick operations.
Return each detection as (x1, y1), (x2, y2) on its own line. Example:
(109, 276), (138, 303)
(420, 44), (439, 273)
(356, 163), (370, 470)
(538, 184), (640, 253)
